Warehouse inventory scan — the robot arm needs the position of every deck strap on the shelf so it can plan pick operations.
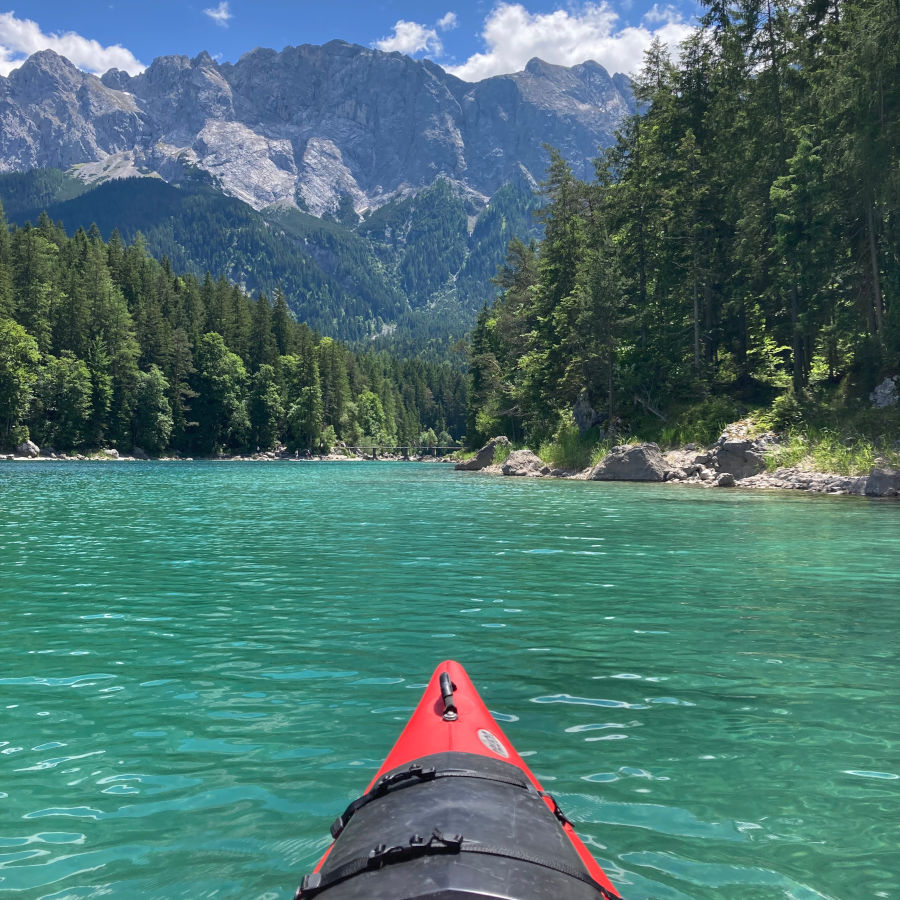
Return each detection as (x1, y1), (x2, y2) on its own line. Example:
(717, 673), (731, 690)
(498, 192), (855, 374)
(297, 829), (621, 900)
(330, 764), (534, 838)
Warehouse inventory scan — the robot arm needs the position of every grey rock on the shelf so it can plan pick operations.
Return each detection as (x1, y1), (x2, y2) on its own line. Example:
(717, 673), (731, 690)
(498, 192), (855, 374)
(100, 448), (119, 458)
(16, 439), (39, 457)
(455, 436), (510, 471)
(710, 439), (766, 479)
(865, 466), (900, 497)
(870, 376), (899, 409)
(501, 449), (550, 477)
(588, 443), (667, 482)
(0, 43), (634, 215)
(573, 389), (607, 432)
(132, 446), (150, 460)
(715, 472), (736, 487)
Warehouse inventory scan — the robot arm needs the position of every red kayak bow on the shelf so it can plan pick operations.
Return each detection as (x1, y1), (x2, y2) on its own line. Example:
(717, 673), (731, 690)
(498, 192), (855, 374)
(296, 660), (622, 900)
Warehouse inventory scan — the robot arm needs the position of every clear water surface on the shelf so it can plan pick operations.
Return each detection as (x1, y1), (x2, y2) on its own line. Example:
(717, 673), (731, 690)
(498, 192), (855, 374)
(0, 461), (897, 899)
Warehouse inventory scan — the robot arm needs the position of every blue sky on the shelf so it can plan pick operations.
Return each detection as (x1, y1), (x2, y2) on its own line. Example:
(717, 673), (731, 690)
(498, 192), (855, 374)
(0, 1), (699, 80)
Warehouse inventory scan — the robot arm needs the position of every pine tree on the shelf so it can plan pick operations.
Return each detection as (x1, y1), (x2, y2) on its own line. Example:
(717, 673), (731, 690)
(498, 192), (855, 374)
(248, 363), (283, 450)
(0, 316), (40, 447)
(0, 200), (13, 318)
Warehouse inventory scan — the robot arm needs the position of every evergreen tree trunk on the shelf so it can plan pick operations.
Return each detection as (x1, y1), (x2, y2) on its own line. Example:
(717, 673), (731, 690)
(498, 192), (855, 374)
(866, 198), (884, 336)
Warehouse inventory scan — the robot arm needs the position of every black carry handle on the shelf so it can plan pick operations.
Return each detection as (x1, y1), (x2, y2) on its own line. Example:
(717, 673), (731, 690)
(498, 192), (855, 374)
(439, 672), (458, 721)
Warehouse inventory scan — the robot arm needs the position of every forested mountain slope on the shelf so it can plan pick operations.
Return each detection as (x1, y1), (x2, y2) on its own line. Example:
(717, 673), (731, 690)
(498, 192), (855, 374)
(0, 207), (466, 456)
(0, 170), (541, 349)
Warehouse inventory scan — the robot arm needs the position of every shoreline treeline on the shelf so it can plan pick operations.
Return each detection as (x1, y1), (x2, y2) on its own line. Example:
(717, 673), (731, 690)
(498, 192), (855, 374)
(466, 0), (897, 447)
(0, 211), (465, 455)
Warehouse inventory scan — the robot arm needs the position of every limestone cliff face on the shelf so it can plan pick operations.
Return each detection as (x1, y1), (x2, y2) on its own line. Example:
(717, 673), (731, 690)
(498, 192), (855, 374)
(0, 41), (634, 214)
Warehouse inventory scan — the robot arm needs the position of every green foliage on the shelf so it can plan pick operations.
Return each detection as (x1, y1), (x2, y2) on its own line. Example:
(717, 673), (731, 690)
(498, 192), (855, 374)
(247, 364), (283, 451)
(191, 332), (248, 454)
(491, 442), (512, 467)
(648, 397), (744, 447)
(764, 427), (899, 476)
(759, 389), (806, 432)
(538, 424), (601, 470)
(355, 390), (388, 444)
(132, 365), (173, 454)
(0, 317), (40, 447)
(754, 382), (900, 475)
(32, 351), (93, 451)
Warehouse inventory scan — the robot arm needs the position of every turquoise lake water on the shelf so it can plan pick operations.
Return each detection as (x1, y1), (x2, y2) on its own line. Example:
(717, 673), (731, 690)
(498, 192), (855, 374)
(0, 460), (898, 899)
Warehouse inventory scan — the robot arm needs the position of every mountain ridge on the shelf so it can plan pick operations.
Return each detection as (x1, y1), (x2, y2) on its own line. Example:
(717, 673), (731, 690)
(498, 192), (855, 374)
(0, 41), (634, 215)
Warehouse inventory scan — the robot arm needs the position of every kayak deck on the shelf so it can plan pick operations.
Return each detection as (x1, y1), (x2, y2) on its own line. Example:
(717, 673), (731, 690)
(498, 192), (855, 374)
(295, 660), (622, 900)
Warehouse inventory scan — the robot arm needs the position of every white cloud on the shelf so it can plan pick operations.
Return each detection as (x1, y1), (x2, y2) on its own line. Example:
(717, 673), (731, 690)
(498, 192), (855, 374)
(204, 2), (233, 27)
(0, 11), (145, 77)
(376, 20), (443, 56)
(444, 2), (695, 81)
(437, 12), (458, 31)
(641, 4), (682, 25)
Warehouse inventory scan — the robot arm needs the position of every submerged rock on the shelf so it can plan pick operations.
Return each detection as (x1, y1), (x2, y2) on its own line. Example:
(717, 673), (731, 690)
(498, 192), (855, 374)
(587, 443), (667, 482)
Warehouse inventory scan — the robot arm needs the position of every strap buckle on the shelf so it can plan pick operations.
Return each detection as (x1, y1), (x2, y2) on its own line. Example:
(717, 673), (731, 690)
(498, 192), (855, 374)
(366, 843), (388, 869)
(428, 828), (463, 852)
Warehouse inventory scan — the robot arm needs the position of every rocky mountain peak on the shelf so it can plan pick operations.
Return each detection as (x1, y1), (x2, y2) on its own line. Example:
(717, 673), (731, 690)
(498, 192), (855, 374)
(5, 49), (85, 96)
(523, 57), (560, 76)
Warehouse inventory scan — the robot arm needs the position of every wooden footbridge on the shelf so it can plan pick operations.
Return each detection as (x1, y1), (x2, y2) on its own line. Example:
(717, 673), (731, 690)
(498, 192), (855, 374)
(344, 445), (463, 459)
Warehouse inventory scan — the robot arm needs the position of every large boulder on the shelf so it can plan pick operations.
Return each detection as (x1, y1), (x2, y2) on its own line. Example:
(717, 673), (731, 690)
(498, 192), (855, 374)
(865, 465), (900, 497)
(710, 438), (766, 480)
(455, 436), (510, 471)
(587, 443), (667, 482)
(501, 449), (550, 477)
(16, 439), (39, 457)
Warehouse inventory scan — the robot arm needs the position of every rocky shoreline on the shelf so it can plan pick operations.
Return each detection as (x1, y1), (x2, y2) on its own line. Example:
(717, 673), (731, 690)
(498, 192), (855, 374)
(455, 433), (900, 499)
(0, 439), (456, 465)
(4, 434), (898, 499)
